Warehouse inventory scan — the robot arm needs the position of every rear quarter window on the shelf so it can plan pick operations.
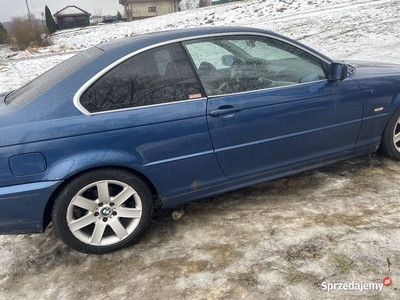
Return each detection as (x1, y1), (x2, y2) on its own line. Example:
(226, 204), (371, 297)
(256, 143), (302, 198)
(80, 43), (203, 113)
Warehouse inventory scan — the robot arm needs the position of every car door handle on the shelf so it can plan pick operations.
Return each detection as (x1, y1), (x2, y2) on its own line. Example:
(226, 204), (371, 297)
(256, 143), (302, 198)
(209, 106), (242, 117)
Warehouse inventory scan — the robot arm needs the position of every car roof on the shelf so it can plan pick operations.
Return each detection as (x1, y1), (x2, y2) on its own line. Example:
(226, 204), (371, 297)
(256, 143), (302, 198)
(96, 26), (274, 52)
(93, 26), (331, 68)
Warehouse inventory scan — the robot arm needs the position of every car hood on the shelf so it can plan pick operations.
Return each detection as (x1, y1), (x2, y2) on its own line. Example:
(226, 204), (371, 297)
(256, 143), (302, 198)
(348, 60), (400, 76)
(348, 60), (400, 69)
(346, 60), (400, 89)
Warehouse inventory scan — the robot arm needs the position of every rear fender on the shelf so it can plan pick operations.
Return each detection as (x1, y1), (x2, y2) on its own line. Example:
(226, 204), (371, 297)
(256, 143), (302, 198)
(44, 150), (142, 181)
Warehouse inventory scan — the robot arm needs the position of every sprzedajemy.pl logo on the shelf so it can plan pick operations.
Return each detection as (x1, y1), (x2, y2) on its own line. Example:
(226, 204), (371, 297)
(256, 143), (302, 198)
(322, 277), (392, 292)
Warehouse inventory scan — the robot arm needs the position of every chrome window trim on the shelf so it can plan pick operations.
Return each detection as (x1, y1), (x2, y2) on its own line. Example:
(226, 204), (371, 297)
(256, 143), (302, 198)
(80, 97), (207, 116)
(73, 31), (332, 116)
(207, 79), (329, 99)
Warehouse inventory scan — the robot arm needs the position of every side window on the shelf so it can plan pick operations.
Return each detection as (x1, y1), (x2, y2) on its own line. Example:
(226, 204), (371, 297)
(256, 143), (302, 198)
(183, 36), (327, 96)
(80, 43), (203, 113)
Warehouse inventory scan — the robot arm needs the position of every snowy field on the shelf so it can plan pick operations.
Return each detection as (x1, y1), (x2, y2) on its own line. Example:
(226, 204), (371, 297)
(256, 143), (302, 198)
(0, 0), (400, 299)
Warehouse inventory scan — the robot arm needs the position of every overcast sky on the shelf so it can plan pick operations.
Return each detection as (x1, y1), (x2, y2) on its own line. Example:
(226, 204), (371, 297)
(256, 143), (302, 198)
(0, 0), (123, 22)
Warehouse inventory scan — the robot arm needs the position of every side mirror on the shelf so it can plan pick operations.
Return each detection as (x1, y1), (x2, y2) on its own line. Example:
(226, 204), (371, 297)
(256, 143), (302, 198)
(329, 63), (348, 81)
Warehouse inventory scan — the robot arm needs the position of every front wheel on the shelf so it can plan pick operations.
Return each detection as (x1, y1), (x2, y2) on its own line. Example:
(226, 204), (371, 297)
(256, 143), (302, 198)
(381, 108), (400, 160)
(52, 169), (153, 254)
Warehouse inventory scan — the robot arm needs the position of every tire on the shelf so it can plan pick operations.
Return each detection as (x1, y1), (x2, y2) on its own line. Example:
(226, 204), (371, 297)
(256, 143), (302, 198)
(52, 168), (153, 254)
(381, 108), (400, 160)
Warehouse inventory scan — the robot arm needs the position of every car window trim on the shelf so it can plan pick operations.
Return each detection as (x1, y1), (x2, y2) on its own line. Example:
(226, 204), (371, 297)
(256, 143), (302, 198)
(74, 32), (333, 116)
(206, 79), (329, 99)
(81, 97), (208, 115)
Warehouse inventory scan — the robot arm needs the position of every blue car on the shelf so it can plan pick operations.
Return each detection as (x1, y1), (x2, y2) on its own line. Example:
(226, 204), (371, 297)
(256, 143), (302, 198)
(1, 26), (400, 253)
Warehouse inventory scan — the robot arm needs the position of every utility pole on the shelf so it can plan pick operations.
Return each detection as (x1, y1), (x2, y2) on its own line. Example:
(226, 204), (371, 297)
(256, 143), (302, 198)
(25, 0), (31, 15)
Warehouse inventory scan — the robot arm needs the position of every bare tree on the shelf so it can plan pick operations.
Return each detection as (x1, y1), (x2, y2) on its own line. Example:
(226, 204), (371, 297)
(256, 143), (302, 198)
(154, 2), (162, 16)
(93, 7), (103, 18)
(179, 0), (200, 11)
(8, 14), (51, 50)
(125, 5), (133, 21)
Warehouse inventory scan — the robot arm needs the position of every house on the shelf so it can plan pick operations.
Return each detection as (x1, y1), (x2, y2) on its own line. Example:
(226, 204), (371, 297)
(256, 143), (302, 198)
(54, 6), (91, 29)
(119, 0), (179, 21)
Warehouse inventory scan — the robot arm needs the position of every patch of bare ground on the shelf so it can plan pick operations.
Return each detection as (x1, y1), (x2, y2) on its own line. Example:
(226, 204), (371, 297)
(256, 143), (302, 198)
(0, 155), (399, 299)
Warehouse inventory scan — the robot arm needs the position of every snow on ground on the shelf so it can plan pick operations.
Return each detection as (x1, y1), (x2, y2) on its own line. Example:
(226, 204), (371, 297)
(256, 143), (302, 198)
(1, 0), (400, 94)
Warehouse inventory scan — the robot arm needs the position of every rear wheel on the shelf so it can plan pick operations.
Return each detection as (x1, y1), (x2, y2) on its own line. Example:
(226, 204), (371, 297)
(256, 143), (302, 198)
(52, 169), (153, 254)
(381, 109), (400, 160)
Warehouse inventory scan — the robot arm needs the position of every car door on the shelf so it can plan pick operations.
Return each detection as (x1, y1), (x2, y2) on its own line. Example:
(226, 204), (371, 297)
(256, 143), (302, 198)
(183, 35), (363, 179)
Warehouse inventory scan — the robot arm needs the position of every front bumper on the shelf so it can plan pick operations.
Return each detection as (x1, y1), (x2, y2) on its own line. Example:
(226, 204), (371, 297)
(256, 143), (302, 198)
(0, 181), (62, 234)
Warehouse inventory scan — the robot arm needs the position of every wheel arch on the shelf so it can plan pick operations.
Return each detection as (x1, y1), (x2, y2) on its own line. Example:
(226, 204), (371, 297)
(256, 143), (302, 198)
(382, 92), (400, 131)
(42, 165), (159, 231)
(388, 91), (400, 112)
(378, 93), (400, 144)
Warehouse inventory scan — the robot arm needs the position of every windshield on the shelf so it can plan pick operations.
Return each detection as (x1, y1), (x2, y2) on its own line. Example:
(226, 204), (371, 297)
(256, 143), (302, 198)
(5, 47), (104, 109)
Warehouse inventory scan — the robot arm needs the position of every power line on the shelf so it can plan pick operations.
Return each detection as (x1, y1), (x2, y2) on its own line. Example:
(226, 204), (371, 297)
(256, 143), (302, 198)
(25, 0), (31, 15)
(28, 0), (41, 16)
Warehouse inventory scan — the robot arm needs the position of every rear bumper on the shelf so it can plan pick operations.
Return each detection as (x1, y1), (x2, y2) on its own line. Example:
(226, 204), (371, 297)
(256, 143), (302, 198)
(0, 181), (62, 234)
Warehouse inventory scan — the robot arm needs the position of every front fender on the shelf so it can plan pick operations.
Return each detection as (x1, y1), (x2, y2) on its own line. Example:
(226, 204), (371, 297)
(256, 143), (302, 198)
(357, 87), (400, 148)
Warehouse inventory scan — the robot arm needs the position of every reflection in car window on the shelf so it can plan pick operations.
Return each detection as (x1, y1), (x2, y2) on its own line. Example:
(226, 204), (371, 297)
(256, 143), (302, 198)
(80, 43), (203, 113)
(183, 36), (327, 96)
(154, 48), (173, 75)
(5, 47), (104, 109)
(185, 42), (232, 70)
(229, 39), (296, 61)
